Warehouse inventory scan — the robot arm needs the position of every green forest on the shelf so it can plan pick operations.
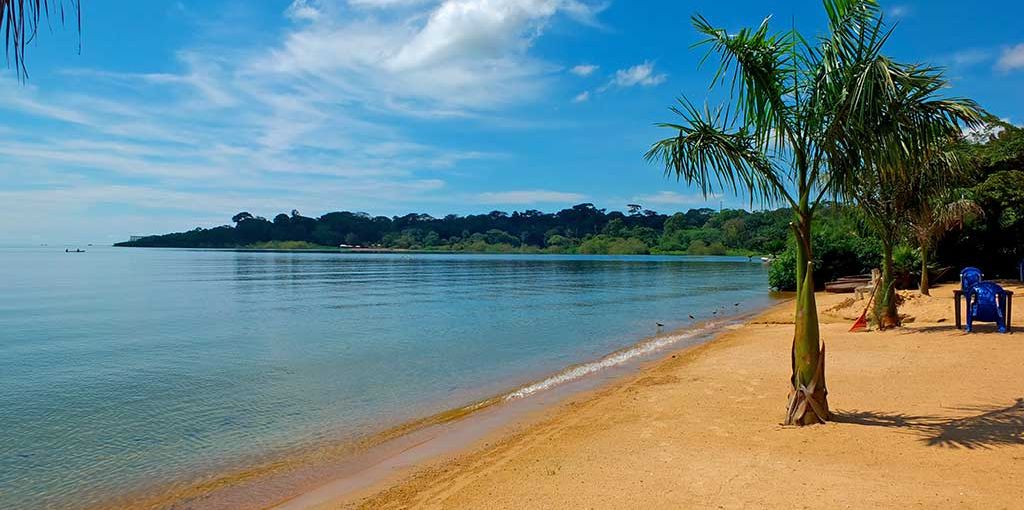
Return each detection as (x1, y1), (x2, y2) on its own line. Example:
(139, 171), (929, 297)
(118, 125), (1024, 291)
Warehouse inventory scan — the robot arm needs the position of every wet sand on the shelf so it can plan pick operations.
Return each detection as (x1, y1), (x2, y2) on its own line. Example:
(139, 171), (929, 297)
(302, 281), (1024, 509)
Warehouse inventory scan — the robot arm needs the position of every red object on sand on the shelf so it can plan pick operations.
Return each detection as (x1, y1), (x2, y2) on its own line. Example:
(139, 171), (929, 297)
(849, 312), (869, 332)
(850, 282), (878, 332)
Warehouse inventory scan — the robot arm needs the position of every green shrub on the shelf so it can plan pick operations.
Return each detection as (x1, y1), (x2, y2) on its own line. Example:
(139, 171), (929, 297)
(607, 237), (650, 255)
(247, 240), (328, 250)
(768, 248), (799, 290)
(578, 235), (650, 255)
(892, 244), (921, 289)
(768, 229), (882, 291)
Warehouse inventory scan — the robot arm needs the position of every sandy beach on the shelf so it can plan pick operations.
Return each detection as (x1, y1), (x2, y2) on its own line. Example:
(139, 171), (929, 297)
(296, 281), (1024, 509)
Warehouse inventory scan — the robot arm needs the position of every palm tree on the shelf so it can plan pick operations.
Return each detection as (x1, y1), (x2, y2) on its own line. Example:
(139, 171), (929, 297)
(646, 0), (981, 425)
(909, 191), (984, 295)
(2, 0), (80, 79)
(850, 78), (986, 326)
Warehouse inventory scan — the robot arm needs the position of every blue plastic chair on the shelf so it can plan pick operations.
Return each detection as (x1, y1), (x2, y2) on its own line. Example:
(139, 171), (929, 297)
(966, 281), (1009, 333)
(961, 267), (983, 295)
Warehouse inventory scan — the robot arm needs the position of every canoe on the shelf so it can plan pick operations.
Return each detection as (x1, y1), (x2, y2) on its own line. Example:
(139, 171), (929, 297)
(825, 277), (871, 293)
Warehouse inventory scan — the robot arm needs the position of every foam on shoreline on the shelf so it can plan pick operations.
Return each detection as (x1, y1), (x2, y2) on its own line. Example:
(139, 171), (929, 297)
(504, 320), (730, 401)
(96, 309), (772, 510)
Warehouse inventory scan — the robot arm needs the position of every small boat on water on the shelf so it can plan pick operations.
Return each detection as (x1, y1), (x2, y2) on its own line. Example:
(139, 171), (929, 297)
(65, 249), (86, 253)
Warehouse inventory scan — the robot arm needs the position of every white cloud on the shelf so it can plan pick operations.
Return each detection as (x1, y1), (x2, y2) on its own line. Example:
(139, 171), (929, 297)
(606, 61), (666, 88)
(570, 64), (598, 76)
(572, 90), (590, 103)
(963, 120), (1012, 142)
(0, 0), (607, 242)
(947, 48), (991, 68)
(996, 43), (1024, 72)
(257, 0), (605, 113)
(348, 0), (436, 8)
(887, 4), (910, 18)
(633, 191), (720, 206)
(476, 189), (586, 204)
(286, 0), (321, 21)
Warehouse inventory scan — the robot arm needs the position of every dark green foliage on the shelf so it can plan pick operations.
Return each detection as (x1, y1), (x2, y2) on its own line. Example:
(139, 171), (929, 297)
(891, 245), (921, 289)
(117, 204), (802, 256)
(769, 208), (881, 291)
(936, 126), (1024, 278)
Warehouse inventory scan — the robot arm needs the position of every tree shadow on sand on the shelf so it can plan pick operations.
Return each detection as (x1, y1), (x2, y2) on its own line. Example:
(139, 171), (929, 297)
(834, 398), (1024, 449)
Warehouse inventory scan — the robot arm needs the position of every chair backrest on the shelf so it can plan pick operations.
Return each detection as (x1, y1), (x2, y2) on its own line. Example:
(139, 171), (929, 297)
(961, 267), (983, 294)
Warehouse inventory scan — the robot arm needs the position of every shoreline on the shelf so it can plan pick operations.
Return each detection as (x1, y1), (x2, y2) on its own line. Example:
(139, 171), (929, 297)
(270, 311), (776, 510)
(99, 302), (779, 510)
(309, 281), (1024, 509)
(109, 245), (766, 258)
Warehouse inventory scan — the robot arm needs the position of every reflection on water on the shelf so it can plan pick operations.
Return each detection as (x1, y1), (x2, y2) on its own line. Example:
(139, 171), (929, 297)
(0, 247), (771, 509)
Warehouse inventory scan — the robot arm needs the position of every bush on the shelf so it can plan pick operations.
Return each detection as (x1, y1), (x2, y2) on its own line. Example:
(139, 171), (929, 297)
(892, 245), (921, 289)
(686, 239), (728, 256)
(768, 248), (799, 290)
(247, 240), (328, 250)
(607, 237), (650, 255)
(578, 235), (650, 255)
(768, 229), (881, 291)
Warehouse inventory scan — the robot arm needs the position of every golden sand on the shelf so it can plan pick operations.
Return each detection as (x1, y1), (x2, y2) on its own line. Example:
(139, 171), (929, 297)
(308, 281), (1024, 509)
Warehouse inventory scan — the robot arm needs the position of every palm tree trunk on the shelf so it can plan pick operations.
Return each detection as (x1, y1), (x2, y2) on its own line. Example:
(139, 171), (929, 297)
(876, 237), (901, 328)
(785, 214), (830, 426)
(919, 244), (931, 296)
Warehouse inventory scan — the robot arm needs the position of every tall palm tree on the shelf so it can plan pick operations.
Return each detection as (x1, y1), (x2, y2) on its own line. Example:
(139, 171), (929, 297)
(1, 0), (79, 79)
(850, 73), (987, 326)
(646, 0), (982, 425)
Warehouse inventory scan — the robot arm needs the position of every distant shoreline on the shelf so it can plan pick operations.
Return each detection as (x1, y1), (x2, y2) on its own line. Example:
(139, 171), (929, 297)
(112, 245), (769, 258)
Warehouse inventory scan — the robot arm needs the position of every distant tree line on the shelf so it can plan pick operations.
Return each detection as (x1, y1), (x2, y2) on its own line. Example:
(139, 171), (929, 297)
(117, 127), (1022, 291)
(117, 203), (799, 256)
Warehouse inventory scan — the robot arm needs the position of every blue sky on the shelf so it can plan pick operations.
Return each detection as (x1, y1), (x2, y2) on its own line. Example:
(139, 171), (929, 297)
(3, 0), (1023, 243)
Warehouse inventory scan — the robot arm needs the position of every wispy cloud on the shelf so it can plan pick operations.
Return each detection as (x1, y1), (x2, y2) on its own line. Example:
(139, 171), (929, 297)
(0, 0), (607, 241)
(253, 0), (606, 113)
(570, 64), (598, 76)
(947, 48), (992, 68)
(886, 4), (911, 18)
(632, 191), (719, 206)
(572, 90), (590, 103)
(996, 43), (1024, 72)
(475, 189), (586, 204)
(598, 61), (666, 92)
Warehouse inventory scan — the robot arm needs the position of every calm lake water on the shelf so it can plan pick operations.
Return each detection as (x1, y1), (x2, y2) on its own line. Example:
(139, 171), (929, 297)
(0, 247), (773, 509)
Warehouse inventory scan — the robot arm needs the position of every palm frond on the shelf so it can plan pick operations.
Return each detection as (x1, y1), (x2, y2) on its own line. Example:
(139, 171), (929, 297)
(932, 197), (984, 231)
(645, 98), (793, 208)
(1, 0), (79, 79)
(691, 13), (795, 151)
(834, 55), (989, 187)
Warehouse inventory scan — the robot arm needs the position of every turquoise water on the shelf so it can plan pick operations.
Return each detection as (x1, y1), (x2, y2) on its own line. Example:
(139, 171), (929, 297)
(0, 247), (772, 509)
